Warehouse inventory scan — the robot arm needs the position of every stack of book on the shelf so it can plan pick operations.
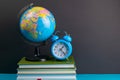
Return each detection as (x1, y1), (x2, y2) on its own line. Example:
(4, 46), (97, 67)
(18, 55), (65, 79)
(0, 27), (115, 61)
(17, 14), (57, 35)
(17, 56), (76, 80)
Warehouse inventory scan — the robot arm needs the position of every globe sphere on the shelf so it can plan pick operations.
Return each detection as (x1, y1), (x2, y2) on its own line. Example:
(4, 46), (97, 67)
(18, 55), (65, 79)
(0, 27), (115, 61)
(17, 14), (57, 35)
(20, 7), (56, 43)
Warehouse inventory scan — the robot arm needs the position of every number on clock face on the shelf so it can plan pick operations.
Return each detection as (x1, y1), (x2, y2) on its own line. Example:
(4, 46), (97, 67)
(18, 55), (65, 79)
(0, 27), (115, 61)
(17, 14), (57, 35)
(53, 42), (68, 58)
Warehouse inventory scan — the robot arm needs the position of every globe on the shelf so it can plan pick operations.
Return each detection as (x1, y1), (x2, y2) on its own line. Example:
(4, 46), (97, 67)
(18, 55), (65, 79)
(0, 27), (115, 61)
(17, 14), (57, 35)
(20, 6), (56, 43)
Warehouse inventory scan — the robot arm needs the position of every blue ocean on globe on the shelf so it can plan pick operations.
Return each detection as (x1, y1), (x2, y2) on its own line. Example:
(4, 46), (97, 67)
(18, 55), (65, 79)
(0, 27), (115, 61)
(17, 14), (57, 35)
(20, 7), (56, 43)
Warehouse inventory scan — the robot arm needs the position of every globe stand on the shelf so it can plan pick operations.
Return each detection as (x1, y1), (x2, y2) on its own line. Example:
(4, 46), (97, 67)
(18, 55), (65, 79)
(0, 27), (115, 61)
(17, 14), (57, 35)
(25, 42), (50, 61)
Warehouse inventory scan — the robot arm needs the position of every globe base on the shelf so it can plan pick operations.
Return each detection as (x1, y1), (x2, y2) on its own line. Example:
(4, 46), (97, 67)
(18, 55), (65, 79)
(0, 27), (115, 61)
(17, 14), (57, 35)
(25, 45), (50, 61)
(25, 55), (50, 61)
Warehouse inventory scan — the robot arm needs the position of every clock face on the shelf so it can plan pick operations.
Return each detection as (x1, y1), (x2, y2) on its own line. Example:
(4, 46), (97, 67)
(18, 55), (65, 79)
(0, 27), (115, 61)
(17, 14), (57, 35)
(53, 42), (68, 58)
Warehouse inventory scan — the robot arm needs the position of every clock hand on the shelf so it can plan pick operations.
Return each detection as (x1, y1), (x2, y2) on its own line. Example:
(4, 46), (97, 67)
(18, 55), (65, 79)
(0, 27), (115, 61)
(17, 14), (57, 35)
(62, 51), (66, 55)
(59, 46), (63, 51)
(61, 46), (64, 49)
(59, 47), (66, 55)
(61, 49), (66, 55)
(59, 46), (64, 51)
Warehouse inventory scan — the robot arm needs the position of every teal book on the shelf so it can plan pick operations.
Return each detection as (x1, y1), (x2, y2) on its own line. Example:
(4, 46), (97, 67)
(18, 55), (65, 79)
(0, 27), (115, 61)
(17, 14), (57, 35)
(17, 74), (76, 80)
(17, 75), (76, 80)
(18, 56), (75, 69)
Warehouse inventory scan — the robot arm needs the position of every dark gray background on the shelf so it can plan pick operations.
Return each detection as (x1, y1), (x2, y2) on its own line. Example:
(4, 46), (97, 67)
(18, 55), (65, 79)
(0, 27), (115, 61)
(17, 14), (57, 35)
(0, 0), (120, 73)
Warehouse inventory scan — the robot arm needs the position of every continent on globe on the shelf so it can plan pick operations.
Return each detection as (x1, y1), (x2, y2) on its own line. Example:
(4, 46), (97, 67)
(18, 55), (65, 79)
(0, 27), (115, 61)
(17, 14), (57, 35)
(20, 7), (56, 43)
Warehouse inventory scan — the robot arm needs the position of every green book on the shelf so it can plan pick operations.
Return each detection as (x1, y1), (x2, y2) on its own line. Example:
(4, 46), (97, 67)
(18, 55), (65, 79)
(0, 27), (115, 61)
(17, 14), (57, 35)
(17, 68), (76, 73)
(17, 68), (76, 74)
(18, 56), (75, 69)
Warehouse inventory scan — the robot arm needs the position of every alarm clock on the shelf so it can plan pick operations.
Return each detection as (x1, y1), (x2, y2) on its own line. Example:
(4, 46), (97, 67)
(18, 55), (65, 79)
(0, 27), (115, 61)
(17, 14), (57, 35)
(51, 31), (72, 60)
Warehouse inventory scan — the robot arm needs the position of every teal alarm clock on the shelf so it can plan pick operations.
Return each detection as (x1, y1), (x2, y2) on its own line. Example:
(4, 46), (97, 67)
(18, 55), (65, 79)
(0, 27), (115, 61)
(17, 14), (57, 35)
(51, 31), (72, 60)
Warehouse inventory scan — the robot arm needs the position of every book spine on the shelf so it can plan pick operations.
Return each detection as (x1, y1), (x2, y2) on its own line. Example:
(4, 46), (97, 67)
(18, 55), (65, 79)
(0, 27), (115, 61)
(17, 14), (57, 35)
(17, 78), (76, 80)
(17, 74), (76, 77)
(17, 68), (76, 72)
(17, 75), (76, 80)
(19, 65), (75, 69)
(18, 70), (76, 74)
